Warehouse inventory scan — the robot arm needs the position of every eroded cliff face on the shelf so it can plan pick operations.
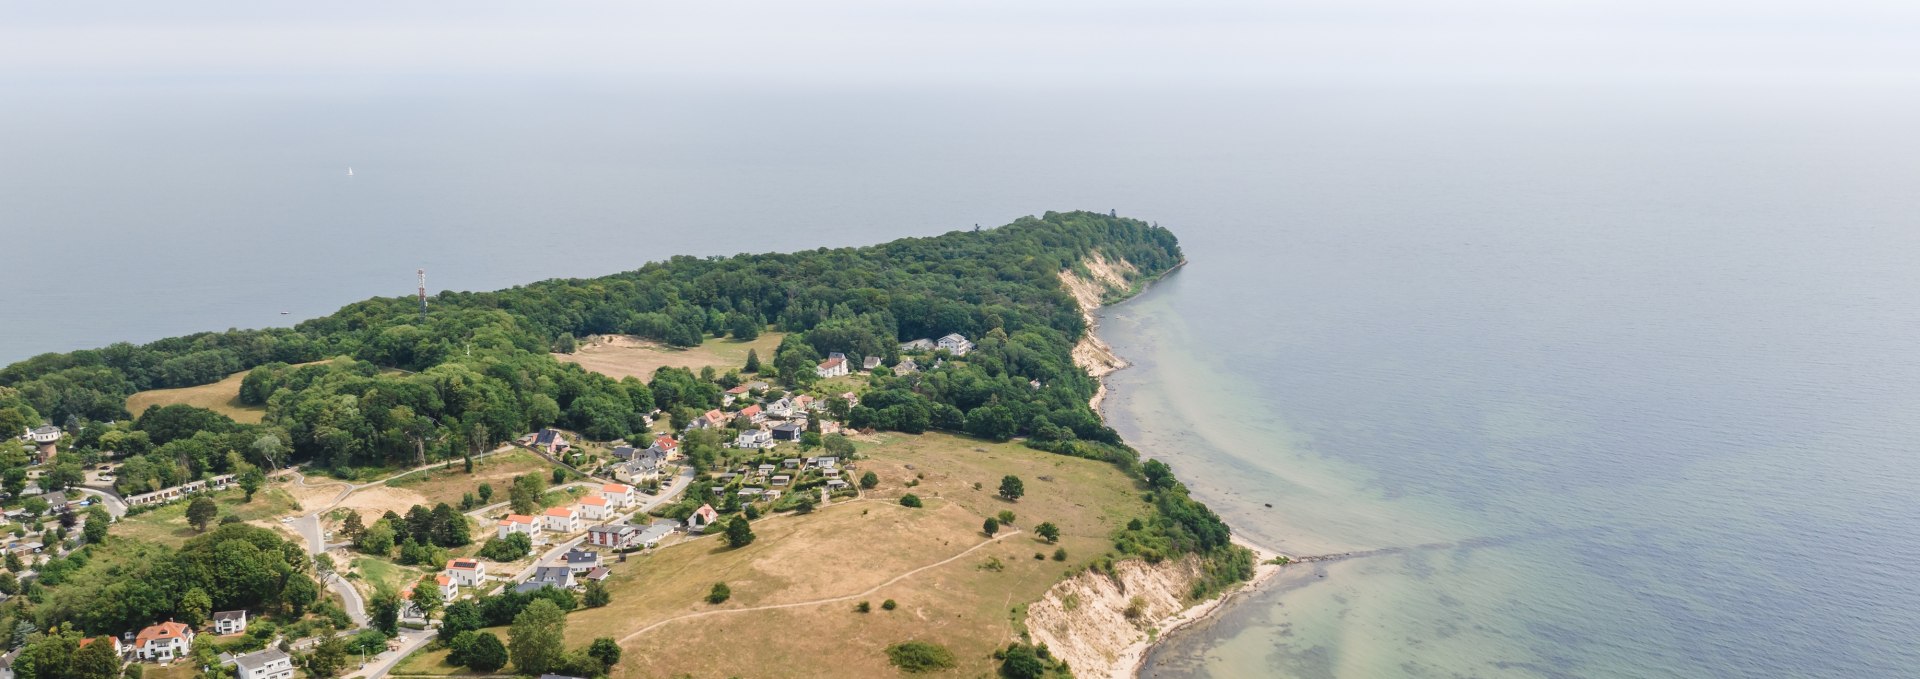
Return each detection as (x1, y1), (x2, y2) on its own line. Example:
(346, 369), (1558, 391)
(1059, 252), (1140, 410)
(1025, 556), (1207, 679)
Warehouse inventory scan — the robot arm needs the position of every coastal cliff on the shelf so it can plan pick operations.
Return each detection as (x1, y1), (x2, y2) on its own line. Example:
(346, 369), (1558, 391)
(1044, 252), (1278, 678)
(1059, 252), (1141, 411)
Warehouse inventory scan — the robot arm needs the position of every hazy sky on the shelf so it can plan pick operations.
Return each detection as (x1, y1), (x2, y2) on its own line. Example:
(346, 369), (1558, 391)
(4, 1), (1918, 85)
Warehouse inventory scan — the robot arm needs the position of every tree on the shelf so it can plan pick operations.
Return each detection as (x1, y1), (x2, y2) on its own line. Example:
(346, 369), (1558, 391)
(359, 520), (396, 555)
(882, 599), (897, 610)
(859, 471), (879, 489)
(450, 631), (507, 672)
(341, 511), (365, 540)
(82, 506), (109, 544)
(237, 463), (267, 502)
(582, 579), (611, 608)
(479, 533), (532, 561)
(1035, 522), (1060, 544)
(179, 587), (212, 625)
(440, 601), (485, 644)
(899, 494), (922, 508)
(725, 516), (756, 548)
(412, 578), (444, 618)
(997, 510), (1016, 525)
(185, 496), (218, 531)
(586, 638), (622, 672)
(999, 643), (1046, 679)
(284, 573), (320, 615)
(707, 582), (731, 604)
(508, 598), (568, 675)
(477, 483), (494, 503)
(998, 475), (1025, 502)
(965, 404), (1018, 442)
(983, 517), (999, 537)
(1142, 458), (1177, 491)
(72, 636), (122, 679)
(743, 349), (762, 373)
(431, 503), (470, 547)
(302, 634), (349, 679)
(371, 590), (401, 635)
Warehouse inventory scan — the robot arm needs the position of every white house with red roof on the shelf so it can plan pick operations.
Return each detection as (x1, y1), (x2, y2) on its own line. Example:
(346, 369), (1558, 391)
(815, 355), (848, 378)
(577, 495), (610, 521)
(435, 574), (458, 600)
(444, 558), (487, 587)
(735, 404), (765, 425)
(722, 384), (750, 406)
(497, 514), (538, 540)
(79, 636), (124, 658)
(543, 506), (580, 533)
(649, 435), (679, 457)
(688, 503), (721, 532)
(691, 409), (729, 430)
(134, 621), (194, 661)
(601, 483), (636, 508)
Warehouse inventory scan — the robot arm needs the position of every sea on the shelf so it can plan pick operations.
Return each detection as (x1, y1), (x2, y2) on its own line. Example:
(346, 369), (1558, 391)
(4, 78), (1919, 678)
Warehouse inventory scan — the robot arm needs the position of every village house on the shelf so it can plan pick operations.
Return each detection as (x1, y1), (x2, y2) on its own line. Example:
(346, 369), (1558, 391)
(813, 456), (839, 470)
(635, 520), (680, 548)
(518, 566), (575, 593)
(649, 435), (679, 457)
(937, 333), (975, 356)
(690, 409), (729, 430)
(782, 458), (802, 469)
(531, 429), (571, 454)
(765, 398), (796, 419)
(562, 548), (599, 574)
(497, 514), (538, 540)
(609, 445), (638, 461)
(771, 422), (805, 441)
(444, 558), (487, 587)
(735, 404), (765, 425)
(601, 483), (636, 508)
(895, 357), (919, 374)
(840, 392), (860, 408)
(862, 356), (884, 371)
(793, 394), (817, 412)
(734, 428), (774, 450)
(583, 567), (611, 582)
(134, 621), (194, 661)
(819, 420), (842, 435)
(211, 610), (248, 635)
(687, 504), (720, 532)
(770, 474), (791, 486)
(586, 524), (641, 549)
(722, 384), (750, 406)
(578, 495), (610, 521)
(435, 574), (458, 600)
(543, 506), (581, 533)
(826, 479), (851, 491)
(899, 338), (935, 352)
(232, 649), (294, 679)
(815, 355), (849, 379)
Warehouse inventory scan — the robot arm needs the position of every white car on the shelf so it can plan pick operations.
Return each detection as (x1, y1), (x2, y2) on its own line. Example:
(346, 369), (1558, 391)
(280, 517), (294, 523)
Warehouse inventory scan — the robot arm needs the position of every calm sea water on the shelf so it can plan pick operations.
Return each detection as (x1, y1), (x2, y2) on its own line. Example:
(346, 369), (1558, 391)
(4, 78), (1918, 677)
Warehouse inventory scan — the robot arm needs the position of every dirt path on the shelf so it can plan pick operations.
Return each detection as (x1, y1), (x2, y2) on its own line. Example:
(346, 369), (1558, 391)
(617, 529), (1022, 643)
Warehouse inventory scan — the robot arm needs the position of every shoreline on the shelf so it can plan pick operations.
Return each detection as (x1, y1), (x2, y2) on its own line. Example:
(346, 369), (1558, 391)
(1061, 255), (1292, 678)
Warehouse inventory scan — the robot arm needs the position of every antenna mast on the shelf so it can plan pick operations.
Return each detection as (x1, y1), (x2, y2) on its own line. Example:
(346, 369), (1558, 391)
(417, 269), (428, 320)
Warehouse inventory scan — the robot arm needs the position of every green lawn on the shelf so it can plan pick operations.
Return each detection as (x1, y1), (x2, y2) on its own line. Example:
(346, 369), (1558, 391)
(115, 487), (302, 547)
(351, 556), (425, 597)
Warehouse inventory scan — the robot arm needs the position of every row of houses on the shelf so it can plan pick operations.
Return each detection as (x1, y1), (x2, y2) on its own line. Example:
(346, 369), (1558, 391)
(123, 473), (239, 507)
(900, 333), (974, 356)
(609, 435), (676, 484)
(496, 483), (642, 541)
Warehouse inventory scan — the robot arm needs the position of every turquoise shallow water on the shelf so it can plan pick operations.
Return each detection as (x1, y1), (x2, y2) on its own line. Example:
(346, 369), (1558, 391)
(4, 77), (1917, 678)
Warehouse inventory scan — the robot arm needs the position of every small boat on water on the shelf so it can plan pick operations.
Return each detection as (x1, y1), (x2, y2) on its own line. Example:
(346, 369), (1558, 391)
(280, 311), (290, 315)
(347, 166), (355, 176)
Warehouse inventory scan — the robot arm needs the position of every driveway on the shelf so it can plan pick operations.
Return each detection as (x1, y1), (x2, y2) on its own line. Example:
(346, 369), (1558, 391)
(346, 627), (434, 679)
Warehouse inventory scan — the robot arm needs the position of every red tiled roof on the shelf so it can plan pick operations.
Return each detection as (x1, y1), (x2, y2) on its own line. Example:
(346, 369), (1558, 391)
(499, 514), (535, 526)
(602, 483), (632, 493)
(544, 507), (575, 517)
(447, 558), (481, 570)
(136, 621), (191, 646)
(580, 496), (607, 506)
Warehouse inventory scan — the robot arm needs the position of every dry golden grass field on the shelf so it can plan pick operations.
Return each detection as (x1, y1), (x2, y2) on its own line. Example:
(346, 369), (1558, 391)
(562, 431), (1149, 679)
(554, 333), (784, 381)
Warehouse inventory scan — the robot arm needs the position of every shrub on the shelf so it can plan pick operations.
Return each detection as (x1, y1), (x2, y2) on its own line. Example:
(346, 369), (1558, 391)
(707, 582), (731, 604)
(881, 599), (897, 611)
(899, 494), (922, 508)
(1053, 547), (1067, 561)
(855, 601), (871, 613)
(997, 510), (1016, 525)
(885, 641), (957, 673)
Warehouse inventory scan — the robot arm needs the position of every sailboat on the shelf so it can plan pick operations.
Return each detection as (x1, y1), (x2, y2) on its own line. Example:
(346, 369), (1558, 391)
(347, 166), (355, 176)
